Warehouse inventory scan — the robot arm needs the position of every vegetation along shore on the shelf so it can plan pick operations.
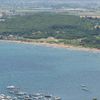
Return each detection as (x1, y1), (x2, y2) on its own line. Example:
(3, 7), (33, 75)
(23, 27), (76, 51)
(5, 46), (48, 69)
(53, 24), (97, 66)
(0, 39), (100, 53)
(0, 12), (100, 50)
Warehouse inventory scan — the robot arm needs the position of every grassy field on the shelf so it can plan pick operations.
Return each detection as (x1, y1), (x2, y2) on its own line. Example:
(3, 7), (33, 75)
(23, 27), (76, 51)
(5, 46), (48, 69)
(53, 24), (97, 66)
(0, 13), (93, 32)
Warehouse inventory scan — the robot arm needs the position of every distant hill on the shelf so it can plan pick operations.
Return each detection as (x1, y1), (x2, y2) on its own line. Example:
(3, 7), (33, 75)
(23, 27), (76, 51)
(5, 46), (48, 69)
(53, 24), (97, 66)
(0, 0), (100, 5)
(0, 0), (100, 10)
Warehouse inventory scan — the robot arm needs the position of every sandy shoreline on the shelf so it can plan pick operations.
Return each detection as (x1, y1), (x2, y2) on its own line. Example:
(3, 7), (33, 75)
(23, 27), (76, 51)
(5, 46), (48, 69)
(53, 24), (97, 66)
(0, 39), (100, 53)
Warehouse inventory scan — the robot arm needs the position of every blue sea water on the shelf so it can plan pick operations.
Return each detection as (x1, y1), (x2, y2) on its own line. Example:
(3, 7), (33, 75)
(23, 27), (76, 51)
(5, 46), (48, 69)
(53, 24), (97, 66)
(0, 41), (100, 100)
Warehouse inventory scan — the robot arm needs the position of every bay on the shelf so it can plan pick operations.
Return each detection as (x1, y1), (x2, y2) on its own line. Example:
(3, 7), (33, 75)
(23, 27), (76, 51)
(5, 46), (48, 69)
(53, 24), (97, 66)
(0, 41), (100, 100)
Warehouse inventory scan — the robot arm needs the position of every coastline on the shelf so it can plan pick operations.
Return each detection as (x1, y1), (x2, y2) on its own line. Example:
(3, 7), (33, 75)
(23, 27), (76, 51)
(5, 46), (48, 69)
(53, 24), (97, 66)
(0, 39), (100, 53)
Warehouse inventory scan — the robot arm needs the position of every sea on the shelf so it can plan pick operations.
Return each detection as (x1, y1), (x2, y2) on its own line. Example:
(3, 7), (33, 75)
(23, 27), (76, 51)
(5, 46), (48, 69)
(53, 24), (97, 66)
(0, 41), (100, 100)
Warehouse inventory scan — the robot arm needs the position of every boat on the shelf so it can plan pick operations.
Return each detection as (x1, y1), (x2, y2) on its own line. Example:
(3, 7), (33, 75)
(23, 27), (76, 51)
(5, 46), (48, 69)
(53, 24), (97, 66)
(6, 86), (61, 100)
(6, 96), (12, 99)
(15, 91), (27, 96)
(8, 88), (19, 95)
(7, 86), (15, 89)
(33, 96), (40, 100)
(12, 97), (17, 100)
(24, 96), (32, 100)
(81, 88), (89, 91)
(44, 94), (52, 99)
(32, 93), (44, 98)
(0, 94), (6, 99)
(17, 96), (25, 99)
(80, 84), (87, 87)
(54, 96), (61, 100)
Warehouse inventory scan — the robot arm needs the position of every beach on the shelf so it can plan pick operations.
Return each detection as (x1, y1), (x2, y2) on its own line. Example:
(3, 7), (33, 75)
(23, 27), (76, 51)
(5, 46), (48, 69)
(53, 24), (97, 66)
(0, 39), (100, 53)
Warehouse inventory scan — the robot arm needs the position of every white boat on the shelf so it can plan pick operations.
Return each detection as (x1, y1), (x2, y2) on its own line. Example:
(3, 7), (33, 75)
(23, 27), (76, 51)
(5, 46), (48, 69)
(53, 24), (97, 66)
(32, 93), (42, 97)
(7, 86), (15, 89)
(16, 91), (27, 96)
(44, 94), (52, 98)
(54, 96), (61, 100)
(80, 84), (87, 87)
(24, 96), (32, 100)
(17, 96), (24, 99)
(33, 96), (40, 99)
(82, 88), (89, 91)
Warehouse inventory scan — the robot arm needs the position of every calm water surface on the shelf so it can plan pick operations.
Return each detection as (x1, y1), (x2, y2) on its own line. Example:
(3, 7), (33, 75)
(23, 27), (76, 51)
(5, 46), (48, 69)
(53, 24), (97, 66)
(0, 41), (100, 100)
